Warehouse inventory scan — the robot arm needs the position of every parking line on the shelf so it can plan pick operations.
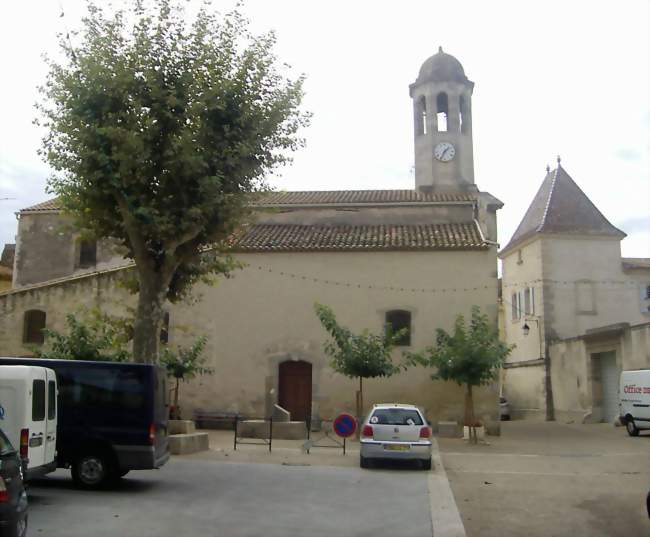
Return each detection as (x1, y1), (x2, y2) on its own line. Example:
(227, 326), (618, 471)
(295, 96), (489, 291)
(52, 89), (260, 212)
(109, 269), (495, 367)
(428, 437), (467, 537)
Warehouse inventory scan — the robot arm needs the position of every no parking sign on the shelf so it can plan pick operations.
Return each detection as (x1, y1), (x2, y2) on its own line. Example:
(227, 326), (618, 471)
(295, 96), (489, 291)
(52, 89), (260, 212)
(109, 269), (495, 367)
(332, 413), (357, 438)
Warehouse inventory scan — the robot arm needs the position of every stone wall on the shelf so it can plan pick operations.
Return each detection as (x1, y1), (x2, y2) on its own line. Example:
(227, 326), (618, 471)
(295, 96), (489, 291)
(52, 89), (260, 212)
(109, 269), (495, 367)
(0, 248), (501, 427)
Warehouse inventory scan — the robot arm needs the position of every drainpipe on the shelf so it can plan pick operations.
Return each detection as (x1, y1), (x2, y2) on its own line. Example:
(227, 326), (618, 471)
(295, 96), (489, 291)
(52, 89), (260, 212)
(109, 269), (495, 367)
(544, 338), (555, 421)
(473, 218), (500, 248)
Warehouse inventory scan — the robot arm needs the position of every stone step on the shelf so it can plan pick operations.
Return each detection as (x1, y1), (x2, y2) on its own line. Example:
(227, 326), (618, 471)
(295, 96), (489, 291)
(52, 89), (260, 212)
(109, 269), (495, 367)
(168, 419), (196, 435)
(238, 420), (307, 440)
(169, 432), (210, 455)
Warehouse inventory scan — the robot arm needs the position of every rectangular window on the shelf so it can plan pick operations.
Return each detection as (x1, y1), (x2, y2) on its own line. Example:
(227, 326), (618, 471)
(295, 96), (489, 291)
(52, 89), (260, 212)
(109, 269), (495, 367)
(78, 240), (97, 268)
(511, 293), (519, 320)
(32, 379), (46, 421)
(523, 287), (535, 315)
(645, 285), (650, 300)
(385, 310), (411, 346)
(48, 380), (56, 420)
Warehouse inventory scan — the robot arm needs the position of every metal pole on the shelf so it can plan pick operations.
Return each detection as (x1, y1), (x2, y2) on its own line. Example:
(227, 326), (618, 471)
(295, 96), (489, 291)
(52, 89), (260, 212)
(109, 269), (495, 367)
(233, 416), (238, 451)
(269, 417), (273, 452)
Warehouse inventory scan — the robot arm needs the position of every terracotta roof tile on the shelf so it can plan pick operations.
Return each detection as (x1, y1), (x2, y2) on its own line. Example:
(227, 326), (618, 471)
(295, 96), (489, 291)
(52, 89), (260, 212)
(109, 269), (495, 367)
(20, 198), (63, 212)
(21, 190), (474, 213)
(232, 223), (487, 252)
(251, 190), (475, 206)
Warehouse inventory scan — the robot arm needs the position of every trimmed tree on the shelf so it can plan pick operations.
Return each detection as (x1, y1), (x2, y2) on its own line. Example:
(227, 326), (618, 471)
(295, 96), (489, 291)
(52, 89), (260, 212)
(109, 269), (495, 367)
(160, 337), (211, 419)
(38, 0), (309, 362)
(408, 306), (513, 443)
(314, 303), (406, 422)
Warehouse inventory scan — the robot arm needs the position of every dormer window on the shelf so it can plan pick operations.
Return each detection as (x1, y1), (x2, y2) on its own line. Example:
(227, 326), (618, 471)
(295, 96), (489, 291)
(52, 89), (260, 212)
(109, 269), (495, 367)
(436, 92), (448, 132)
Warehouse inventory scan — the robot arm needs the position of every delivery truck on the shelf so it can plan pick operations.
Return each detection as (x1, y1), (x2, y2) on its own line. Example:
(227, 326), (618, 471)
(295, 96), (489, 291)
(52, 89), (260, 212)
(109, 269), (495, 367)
(619, 369), (650, 436)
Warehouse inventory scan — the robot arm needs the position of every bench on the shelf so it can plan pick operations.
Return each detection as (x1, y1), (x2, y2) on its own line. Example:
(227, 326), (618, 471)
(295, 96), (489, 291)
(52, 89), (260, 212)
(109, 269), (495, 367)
(193, 409), (242, 430)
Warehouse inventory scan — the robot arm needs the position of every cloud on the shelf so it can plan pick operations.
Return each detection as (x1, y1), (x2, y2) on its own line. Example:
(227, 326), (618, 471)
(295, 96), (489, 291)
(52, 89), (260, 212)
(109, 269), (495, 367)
(617, 216), (650, 234)
(614, 148), (643, 161)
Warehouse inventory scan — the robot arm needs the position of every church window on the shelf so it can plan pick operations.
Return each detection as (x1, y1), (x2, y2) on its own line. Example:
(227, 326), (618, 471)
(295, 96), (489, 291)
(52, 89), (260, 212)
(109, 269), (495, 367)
(385, 310), (411, 346)
(160, 311), (170, 344)
(436, 92), (448, 132)
(417, 96), (427, 135)
(78, 239), (97, 268)
(23, 309), (46, 345)
(459, 95), (470, 134)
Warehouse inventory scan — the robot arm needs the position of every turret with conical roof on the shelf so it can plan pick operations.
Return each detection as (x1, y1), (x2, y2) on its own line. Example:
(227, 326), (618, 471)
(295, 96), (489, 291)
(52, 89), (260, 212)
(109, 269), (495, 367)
(410, 47), (475, 193)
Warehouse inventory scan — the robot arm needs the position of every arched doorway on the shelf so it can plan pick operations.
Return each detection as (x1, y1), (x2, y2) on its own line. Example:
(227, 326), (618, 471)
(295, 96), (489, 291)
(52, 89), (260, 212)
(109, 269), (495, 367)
(278, 360), (312, 421)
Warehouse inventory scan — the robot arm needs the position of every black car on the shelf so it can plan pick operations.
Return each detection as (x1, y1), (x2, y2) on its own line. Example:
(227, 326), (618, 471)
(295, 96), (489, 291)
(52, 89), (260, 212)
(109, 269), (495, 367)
(0, 429), (27, 537)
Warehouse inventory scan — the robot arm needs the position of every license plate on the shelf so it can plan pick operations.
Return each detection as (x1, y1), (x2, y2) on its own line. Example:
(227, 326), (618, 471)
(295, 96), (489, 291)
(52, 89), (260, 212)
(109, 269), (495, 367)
(383, 444), (410, 451)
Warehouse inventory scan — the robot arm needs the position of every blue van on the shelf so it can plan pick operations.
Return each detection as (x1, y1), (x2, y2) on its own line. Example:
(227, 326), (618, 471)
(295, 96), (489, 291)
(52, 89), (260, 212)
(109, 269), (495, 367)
(0, 357), (169, 489)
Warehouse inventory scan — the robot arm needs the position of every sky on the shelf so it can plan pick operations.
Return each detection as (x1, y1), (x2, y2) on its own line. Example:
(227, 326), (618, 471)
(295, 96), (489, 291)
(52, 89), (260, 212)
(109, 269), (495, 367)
(1, 0), (648, 259)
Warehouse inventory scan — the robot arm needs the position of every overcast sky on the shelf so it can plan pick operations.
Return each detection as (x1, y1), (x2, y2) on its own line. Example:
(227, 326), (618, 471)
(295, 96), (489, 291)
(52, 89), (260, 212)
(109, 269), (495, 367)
(1, 0), (648, 259)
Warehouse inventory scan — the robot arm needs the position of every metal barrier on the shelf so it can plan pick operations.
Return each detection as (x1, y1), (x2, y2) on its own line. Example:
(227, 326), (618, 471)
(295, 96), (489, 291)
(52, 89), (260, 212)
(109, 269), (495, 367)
(304, 417), (347, 455)
(233, 416), (273, 452)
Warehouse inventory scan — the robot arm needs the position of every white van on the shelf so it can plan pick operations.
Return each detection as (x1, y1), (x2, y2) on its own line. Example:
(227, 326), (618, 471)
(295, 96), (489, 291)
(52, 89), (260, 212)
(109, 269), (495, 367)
(619, 369), (650, 436)
(0, 365), (58, 479)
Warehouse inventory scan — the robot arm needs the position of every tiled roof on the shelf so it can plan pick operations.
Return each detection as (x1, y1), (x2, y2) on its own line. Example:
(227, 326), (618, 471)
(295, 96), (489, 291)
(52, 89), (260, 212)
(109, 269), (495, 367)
(21, 190), (474, 213)
(500, 165), (625, 256)
(20, 198), (62, 212)
(232, 223), (488, 252)
(622, 258), (650, 270)
(250, 190), (475, 206)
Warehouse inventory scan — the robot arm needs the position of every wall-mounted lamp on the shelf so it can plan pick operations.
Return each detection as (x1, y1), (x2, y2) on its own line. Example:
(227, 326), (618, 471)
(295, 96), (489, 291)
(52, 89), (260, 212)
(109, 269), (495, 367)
(522, 323), (530, 336)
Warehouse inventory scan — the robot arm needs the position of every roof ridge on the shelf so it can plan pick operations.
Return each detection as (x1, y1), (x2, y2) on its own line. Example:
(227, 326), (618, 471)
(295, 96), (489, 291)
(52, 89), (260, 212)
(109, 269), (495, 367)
(537, 166), (559, 232)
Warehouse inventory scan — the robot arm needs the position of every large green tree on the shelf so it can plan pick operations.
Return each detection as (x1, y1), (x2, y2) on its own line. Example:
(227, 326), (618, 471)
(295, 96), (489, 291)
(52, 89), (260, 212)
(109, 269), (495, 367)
(408, 306), (513, 443)
(38, 0), (309, 362)
(314, 303), (406, 422)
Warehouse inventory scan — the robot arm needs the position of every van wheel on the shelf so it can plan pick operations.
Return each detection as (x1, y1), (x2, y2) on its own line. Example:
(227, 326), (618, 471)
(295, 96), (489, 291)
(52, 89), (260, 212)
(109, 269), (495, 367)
(626, 419), (640, 437)
(71, 454), (112, 489)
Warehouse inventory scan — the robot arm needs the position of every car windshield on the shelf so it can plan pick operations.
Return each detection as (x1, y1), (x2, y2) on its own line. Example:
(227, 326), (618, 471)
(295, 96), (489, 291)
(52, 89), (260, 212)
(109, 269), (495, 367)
(370, 408), (423, 426)
(0, 430), (16, 456)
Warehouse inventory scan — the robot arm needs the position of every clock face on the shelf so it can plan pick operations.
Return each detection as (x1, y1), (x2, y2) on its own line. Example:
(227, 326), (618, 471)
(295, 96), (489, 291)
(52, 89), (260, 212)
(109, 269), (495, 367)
(434, 142), (456, 162)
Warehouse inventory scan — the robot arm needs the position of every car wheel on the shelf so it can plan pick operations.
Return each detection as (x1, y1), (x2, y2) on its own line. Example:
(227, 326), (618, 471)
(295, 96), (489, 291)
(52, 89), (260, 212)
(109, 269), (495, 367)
(71, 453), (112, 489)
(5, 514), (27, 537)
(626, 418), (640, 437)
(422, 457), (432, 471)
(360, 455), (370, 469)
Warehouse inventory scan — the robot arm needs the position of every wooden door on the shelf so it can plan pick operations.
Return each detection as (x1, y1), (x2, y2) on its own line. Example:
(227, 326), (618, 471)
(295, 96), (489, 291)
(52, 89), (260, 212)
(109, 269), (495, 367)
(278, 361), (312, 421)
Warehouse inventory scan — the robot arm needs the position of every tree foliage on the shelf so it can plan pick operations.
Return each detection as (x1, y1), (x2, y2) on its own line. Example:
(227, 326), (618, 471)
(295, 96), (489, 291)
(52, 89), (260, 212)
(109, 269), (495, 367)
(37, 0), (309, 362)
(35, 310), (132, 362)
(408, 306), (513, 438)
(160, 336), (211, 417)
(314, 303), (405, 419)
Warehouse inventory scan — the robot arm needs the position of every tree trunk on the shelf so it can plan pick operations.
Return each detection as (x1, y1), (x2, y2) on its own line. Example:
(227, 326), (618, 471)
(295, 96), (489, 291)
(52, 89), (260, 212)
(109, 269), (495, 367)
(355, 376), (364, 439)
(132, 271), (168, 363)
(174, 377), (180, 409)
(465, 384), (478, 444)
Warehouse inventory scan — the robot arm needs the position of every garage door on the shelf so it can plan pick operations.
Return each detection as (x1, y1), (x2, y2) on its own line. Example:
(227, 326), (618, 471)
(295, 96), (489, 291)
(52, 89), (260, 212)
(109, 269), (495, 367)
(599, 351), (619, 423)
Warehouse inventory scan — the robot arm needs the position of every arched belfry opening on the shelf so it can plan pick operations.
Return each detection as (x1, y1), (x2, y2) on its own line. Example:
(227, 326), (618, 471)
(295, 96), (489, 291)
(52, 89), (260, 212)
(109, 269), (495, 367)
(436, 92), (448, 132)
(278, 360), (312, 421)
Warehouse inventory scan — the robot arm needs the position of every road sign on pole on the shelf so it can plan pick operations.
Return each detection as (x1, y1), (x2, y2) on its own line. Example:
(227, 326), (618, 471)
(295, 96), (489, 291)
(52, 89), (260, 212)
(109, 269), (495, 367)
(333, 413), (357, 438)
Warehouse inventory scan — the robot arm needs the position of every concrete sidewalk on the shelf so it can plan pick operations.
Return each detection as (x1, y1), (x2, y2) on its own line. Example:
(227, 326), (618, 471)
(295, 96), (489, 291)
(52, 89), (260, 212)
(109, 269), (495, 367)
(438, 421), (650, 537)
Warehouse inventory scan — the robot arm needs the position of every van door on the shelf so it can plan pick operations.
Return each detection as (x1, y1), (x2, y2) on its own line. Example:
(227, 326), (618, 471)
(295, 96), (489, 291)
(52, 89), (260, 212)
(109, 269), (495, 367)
(45, 370), (57, 464)
(28, 373), (47, 471)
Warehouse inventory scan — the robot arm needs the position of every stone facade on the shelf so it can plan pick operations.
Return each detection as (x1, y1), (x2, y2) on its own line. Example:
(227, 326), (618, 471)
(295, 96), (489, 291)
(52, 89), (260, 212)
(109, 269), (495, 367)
(499, 164), (650, 420)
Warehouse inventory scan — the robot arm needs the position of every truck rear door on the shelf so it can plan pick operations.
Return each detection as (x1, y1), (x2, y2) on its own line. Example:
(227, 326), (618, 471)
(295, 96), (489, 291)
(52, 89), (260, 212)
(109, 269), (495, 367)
(28, 373), (47, 471)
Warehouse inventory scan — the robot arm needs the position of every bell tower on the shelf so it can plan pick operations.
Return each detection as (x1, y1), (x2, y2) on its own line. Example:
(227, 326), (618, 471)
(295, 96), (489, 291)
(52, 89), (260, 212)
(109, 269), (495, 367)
(409, 47), (476, 193)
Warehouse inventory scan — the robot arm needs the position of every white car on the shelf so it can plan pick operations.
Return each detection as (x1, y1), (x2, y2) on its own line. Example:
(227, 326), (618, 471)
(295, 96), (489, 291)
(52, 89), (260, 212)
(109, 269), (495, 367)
(359, 403), (432, 470)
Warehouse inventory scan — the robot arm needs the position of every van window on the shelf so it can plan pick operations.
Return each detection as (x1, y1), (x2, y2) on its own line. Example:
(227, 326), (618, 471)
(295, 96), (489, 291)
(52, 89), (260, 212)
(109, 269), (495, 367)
(59, 367), (146, 411)
(48, 380), (56, 419)
(32, 379), (46, 421)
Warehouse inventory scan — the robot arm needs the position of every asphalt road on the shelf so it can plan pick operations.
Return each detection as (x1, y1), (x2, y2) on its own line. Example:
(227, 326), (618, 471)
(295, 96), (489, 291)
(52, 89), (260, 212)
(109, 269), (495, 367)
(28, 459), (433, 537)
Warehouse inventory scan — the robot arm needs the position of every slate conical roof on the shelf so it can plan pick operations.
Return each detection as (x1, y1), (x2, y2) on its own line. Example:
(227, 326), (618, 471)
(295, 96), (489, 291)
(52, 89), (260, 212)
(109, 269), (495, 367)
(500, 164), (626, 256)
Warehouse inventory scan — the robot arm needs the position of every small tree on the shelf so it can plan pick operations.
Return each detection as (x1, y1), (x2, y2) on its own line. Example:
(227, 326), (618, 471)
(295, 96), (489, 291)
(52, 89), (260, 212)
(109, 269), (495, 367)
(408, 306), (513, 443)
(38, 0), (309, 363)
(314, 303), (405, 422)
(160, 337), (211, 419)
(35, 310), (132, 362)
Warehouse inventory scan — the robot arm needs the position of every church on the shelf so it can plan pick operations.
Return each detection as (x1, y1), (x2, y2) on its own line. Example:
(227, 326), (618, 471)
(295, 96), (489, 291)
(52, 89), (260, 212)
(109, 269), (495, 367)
(0, 49), (503, 429)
